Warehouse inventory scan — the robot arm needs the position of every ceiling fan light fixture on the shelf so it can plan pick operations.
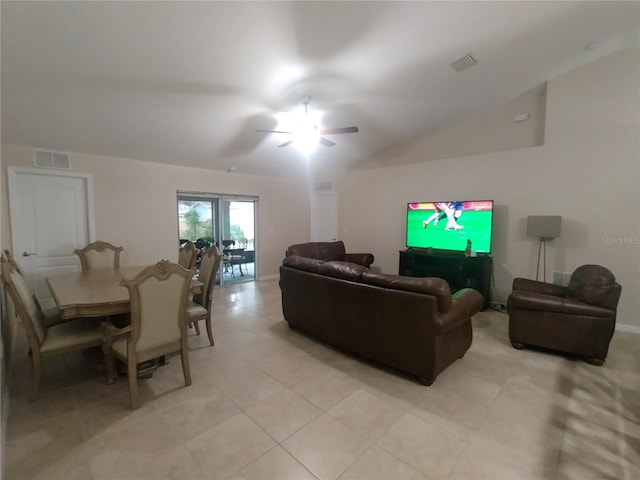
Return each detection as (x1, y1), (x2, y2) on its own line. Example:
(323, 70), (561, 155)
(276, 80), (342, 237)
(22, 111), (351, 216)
(256, 94), (358, 151)
(293, 122), (320, 152)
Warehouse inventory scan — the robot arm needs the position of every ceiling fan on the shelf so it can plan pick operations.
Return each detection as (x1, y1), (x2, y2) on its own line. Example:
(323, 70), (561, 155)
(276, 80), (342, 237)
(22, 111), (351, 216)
(256, 95), (358, 148)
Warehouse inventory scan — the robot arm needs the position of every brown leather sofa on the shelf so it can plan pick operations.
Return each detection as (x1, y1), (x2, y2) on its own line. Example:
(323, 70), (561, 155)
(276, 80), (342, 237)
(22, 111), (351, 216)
(507, 264), (621, 365)
(286, 241), (374, 268)
(279, 253), (483, 385)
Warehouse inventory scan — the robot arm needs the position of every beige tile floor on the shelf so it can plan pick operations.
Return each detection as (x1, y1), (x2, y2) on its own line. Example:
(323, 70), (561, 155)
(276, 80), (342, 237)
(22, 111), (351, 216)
(3, 279), (639, 480)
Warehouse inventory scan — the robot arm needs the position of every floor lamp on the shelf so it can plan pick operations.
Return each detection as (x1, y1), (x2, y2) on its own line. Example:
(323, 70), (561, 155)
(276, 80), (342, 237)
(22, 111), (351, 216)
(527, 215), (562, 282)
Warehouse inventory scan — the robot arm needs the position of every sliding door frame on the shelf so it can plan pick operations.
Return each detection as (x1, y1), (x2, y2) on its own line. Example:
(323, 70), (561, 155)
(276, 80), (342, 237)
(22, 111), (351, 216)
(177, 191), (259, 285)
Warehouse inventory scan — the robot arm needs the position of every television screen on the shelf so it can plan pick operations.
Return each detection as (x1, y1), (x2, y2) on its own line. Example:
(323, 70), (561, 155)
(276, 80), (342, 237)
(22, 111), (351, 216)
(406, 200), (494, 254)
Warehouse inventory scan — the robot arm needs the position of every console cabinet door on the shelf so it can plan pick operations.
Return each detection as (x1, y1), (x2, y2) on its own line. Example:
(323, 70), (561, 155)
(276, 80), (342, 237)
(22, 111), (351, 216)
(399, 250), (492, 309)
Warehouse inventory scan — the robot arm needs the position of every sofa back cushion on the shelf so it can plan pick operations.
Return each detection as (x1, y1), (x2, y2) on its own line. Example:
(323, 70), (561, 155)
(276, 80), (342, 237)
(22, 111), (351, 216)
(286, 241), (346, 261)
(567, 264), (621, 310)
(286, 242), (322, 259)
(318, 241), (346, 261)
(282, 255), (324, 273)
(362, 272), (452, 312)
(318, 261), (368, 282)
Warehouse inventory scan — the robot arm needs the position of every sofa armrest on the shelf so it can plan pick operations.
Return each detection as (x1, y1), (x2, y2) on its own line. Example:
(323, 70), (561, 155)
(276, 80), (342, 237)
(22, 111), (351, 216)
(434, 288), (483, 333)
(512, 278), (567, 297)
(343, 253), (375, 268)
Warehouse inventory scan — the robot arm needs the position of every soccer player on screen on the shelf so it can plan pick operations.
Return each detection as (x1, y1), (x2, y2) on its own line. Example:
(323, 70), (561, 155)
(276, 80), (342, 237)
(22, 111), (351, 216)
(442, 202), (465, 231)
(423, 202), (464, 230)
(422, 202), (462, 230)
(422, 202), (446, 228)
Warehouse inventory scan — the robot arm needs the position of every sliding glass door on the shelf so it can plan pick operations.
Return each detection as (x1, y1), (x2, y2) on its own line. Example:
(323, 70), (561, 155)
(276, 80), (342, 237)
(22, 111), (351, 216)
(177, 192), (257, 285)
(178, 197), (218, 246)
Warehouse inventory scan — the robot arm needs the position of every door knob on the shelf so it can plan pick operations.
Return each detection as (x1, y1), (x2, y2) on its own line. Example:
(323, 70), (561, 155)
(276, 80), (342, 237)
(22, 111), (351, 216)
(22, 252), (37, 257)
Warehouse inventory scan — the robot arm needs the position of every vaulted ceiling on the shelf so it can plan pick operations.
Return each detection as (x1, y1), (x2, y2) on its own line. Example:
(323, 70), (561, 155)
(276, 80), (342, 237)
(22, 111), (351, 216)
(2, 1), (639, 178)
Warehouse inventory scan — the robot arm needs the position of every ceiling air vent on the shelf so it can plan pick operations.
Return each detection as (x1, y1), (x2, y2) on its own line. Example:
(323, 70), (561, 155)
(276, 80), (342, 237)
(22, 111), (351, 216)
(450, 53), (478, 73)
(314, 180), (333, 192)
(34, 149), (70, 169)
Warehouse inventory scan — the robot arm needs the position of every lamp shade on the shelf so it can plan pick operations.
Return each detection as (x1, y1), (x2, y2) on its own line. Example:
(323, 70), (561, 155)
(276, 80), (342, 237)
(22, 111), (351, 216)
(527, 215), (562, 239)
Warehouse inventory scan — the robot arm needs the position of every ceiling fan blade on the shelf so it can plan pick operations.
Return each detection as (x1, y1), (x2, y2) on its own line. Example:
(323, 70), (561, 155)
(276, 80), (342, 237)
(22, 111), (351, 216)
(319, 126), (359, 135)
(319, 137), (336, 147)
(256, 129), (293, 134)
(278, 140), (294, 148)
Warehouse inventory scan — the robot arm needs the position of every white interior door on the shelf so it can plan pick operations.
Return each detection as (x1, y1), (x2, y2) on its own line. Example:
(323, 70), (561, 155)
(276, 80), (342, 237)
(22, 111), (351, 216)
(8, 167), (95, 302)
(310, 192), (338, 242)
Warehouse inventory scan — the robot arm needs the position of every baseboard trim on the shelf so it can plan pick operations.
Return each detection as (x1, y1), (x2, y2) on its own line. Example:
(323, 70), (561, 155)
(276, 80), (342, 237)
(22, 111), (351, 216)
(615, 323), (640, 335)
(257, 274), (279, 282)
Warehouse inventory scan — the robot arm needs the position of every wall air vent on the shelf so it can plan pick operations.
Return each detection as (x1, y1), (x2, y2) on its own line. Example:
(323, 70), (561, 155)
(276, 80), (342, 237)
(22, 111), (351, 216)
(450, 53), (478, 73)
(33, 149), (70, 169)
(314, 180), (333, 192)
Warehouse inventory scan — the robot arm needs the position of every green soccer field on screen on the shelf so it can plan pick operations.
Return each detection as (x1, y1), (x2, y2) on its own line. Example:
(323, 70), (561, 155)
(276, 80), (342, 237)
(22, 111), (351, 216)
(406, 201), (493, 253)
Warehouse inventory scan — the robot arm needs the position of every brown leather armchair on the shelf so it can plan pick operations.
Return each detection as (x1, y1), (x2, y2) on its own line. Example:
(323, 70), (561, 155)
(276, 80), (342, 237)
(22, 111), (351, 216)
(507, 265), (621, 365)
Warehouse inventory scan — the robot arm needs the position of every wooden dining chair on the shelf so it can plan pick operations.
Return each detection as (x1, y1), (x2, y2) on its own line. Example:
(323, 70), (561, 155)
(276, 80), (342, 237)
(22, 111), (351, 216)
(3, 248), (24, 274)
(74, 241), (123, 271)
(178, 240), (197, 270)
(186, 246), (222, 346)
(1, 259), (107, 401)
(102, 260), (193, 409)
(1, 253), (67, 327)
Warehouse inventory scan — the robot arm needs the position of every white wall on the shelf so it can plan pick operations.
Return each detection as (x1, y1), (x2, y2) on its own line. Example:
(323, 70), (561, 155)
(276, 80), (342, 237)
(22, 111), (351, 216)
(1, 147), (310, 279)
(358, 85), (547, 169)
(337, 50), (640, 328)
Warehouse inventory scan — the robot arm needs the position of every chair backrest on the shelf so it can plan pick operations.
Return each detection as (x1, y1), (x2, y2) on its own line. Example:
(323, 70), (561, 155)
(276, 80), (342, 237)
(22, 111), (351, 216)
(120, 260), (192, 354)
(0, 258), (46, 349)
(74, 241), (123, 271)
(3, 249), (23, 274)
(222, 239), (235, 250)
(2, 251), (53, 322)
(195, 238), (211, 250)
(568, 264), (621, 310)
(178, 241), (197, 270)
(194, 246), (222, 308)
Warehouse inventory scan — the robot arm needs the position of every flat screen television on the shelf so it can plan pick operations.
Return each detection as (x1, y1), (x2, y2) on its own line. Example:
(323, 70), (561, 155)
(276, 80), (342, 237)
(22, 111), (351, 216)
(405, 200), (494, 254)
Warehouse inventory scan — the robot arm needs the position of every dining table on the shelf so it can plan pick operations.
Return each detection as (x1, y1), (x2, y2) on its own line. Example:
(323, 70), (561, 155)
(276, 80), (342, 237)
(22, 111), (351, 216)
(46, 266), (203, 320)
(46, 266), (203, 378)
